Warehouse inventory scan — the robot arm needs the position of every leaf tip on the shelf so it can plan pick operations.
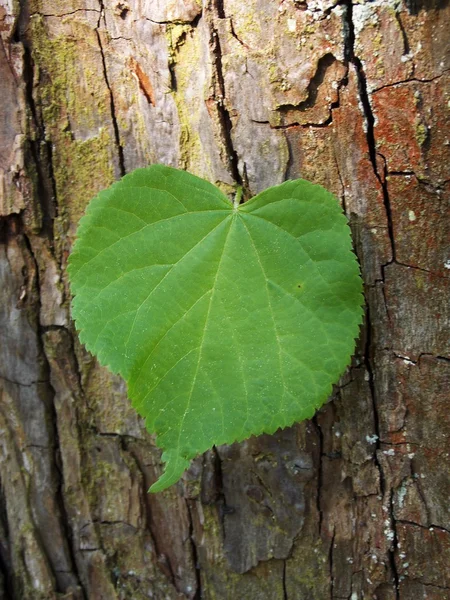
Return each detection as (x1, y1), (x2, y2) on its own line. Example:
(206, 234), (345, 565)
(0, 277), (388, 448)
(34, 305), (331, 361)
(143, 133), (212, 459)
(148, 450), (191, 493)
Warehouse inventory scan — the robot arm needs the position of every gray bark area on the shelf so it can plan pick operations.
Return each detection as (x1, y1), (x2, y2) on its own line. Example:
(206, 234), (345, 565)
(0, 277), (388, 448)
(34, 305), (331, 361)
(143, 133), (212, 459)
(0, 0), (449, 598)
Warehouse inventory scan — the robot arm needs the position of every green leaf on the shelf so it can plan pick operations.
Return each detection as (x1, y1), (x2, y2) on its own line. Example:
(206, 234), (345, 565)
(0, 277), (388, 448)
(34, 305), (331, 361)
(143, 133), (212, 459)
(68, 165), (364, 492)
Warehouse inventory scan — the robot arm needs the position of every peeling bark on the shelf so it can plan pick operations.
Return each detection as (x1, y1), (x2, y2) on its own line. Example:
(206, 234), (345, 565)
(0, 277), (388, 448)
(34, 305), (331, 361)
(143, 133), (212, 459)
(0, 0), (449, 598)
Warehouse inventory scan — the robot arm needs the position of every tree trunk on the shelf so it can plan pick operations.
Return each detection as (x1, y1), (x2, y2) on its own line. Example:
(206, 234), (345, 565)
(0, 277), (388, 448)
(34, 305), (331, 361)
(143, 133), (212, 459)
(1, 0), (449, 598)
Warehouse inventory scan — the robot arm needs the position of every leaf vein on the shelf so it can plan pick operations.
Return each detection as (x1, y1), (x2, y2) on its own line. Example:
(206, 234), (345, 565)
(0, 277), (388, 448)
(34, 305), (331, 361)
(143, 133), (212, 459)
(73, 209), (231, 276)
(133, 287), (213, 393)
(240, 217), (287, 420)
(174, 217), (235, 453)
(124, 217), (232, 359)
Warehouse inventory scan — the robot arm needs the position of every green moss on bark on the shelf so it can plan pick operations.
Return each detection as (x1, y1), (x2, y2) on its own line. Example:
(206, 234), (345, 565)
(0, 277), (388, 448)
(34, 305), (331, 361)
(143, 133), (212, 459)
(29, 15), (115, 229)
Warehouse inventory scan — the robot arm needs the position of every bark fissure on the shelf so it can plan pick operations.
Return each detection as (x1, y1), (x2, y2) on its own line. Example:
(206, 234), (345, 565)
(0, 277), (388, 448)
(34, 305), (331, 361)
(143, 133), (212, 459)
(32, 9), (101, 18)
(208, 1), (244, 192)
(0, 479), (13, 599)
(21, 34), (57, 238)
(388, 490), (401, 600)
(186, 500), (202, 600)
(394, 261), (450, 279)
(9, 19), (89, 581)
(328, 527), (336, 600)
(343, 2), (396, 263)
(343, 6), (408, 598)
(414, 581), (450, 591)
(276, 53), (345, 113)
(96, 1), (126, 176)
(23, 228), (87, 598)
(212, 446), (227, 537)
(371, 69), (450, 93)
(125, 444), (186, 594)
(229, 18), (251, 49)
(313, 415), (325, 535)
(0, 375), (49, 387)
(251, 118), (334, 129)
(397, 520), (450, 535)
(282, 559), (288, 600)
(395, 12), (411, 59)
(145, 15), (203, 26)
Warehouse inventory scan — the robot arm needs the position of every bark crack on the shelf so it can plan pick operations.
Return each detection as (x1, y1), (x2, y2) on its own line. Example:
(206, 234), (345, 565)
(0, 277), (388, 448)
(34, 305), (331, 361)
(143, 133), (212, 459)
(394, 11), (412, 74)
(343, 2), (395, 263)
(96, 1), (126, 176)
(251, 118), (334, 130)
(282, 558), (288, 600)
(0, 374), (49, 387)
(252, 53), (345, 131)
(313, 415), (324, 535)
(21, 36), (57, 239)
(124, 443), (191, 595)
(0, 478), (13, 599)
(24, 231), (88, 599)
(212, 446), (228, 538)
(371, 68), (450, 93)
(343, 5), (403, 598)
(229, 18), (250, 49)
(207, 1), (244, 193)
(275, 53), (343, 113)
(415, 581), (450, 591)
(388, 490), (401, 600)
(32, 9), (100, 18)
(145, 15), (202, 26)
(6, 7), (91, 592)
(394, 261), (450, 279)
(329, 527), (336, 599)
(397, 520), (450, 536)
(186, 499), (202, 600)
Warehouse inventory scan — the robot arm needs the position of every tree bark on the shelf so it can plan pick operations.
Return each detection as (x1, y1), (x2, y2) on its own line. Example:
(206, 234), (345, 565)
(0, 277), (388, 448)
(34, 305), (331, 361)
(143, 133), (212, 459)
(1, 1), (449, 599)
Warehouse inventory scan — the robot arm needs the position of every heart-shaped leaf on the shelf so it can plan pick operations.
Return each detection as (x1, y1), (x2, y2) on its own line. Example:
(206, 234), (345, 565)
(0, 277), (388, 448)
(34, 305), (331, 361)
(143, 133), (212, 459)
(68, 165), (363, 492)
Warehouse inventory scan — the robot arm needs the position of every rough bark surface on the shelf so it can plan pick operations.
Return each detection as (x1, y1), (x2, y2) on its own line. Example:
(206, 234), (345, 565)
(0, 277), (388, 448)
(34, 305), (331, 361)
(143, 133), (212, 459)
(0, 0), (449, 598)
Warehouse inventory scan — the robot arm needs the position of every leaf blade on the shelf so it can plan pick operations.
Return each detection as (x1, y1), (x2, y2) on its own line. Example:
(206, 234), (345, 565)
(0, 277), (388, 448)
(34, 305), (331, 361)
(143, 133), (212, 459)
(68, 166), (364, 491)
